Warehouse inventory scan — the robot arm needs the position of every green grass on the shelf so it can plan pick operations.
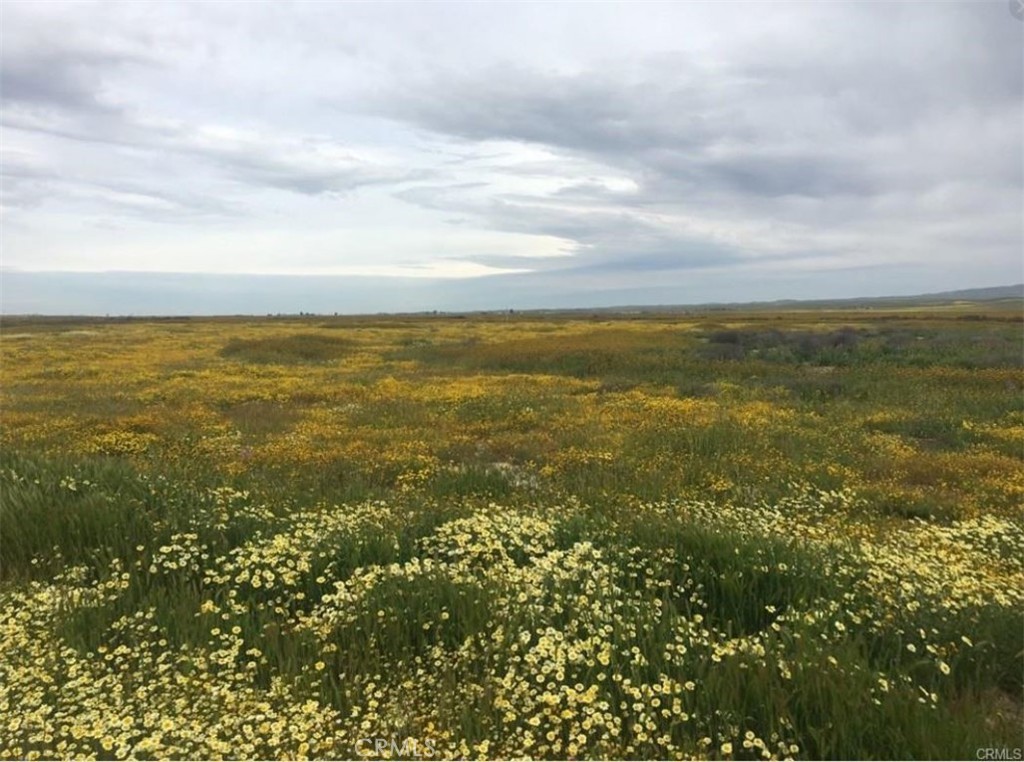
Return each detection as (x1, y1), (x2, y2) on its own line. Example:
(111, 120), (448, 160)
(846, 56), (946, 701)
(1, 308), (1021, 759)
(219, 333), (354, 364)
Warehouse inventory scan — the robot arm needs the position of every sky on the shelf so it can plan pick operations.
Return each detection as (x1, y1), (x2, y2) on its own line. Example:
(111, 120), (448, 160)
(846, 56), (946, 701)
(1, 1), (1021, 314)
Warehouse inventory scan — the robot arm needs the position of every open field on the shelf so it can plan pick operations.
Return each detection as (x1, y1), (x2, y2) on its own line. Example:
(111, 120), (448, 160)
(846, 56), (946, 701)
(1, 306), (1022, 760)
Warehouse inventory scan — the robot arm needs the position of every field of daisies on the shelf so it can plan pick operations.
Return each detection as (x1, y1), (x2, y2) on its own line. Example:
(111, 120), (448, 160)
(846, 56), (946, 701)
(2, 308), (1022, 759)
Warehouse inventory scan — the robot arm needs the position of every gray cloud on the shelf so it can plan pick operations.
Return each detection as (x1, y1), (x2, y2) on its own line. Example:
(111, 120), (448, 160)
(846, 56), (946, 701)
(165, 127), (422, 197)
(3, 108), (420, 205)
(0, 144), (242, 220)
(1, 23), (421, 211)
(378, 4), (1020, 283)
(1, 1), (1020, 310)
(380, 38), (1020, 202)
(396, 184), (748, 274)
(1, 48), (129, 113)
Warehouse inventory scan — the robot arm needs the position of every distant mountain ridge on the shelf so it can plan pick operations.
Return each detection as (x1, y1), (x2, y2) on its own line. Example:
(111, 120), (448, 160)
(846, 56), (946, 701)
(554, 284), (1024, 315)
(1, 271), (1021, 317)
(774, 284), (1023, 305)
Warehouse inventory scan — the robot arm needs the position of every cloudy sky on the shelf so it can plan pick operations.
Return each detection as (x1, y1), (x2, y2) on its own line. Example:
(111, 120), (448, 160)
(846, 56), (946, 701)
(2, 1), (1021, 314)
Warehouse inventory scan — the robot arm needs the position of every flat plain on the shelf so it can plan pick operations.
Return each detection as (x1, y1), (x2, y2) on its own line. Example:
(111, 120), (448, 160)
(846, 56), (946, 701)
(1, 304), (1022, 760)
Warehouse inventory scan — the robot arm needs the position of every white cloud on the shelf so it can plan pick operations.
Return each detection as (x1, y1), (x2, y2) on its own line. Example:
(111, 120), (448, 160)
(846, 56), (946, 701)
(0, 0), (1020, 312)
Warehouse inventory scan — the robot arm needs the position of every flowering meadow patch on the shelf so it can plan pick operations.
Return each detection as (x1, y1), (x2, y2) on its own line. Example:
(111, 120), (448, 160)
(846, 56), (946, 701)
(1, 309), (1021, 759)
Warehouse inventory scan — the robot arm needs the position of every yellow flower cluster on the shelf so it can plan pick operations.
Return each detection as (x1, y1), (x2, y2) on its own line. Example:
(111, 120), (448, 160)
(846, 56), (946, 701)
(2, 312), (1021, 758)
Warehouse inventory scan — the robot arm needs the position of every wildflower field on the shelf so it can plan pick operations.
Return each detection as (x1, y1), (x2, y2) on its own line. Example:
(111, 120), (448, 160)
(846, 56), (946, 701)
(1, 306), (1022, 760)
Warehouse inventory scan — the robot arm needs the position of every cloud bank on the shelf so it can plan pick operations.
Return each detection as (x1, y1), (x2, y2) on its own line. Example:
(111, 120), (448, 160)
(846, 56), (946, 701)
(1, 1), (1020, 312)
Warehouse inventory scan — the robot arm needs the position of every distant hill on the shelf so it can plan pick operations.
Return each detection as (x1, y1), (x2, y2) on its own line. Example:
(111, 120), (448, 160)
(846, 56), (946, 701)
(901, 284), (1023, 302)
(1, 271), (1021, 318)
(775, 284), (1023, 306)
(569, 284), (1024, 315)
